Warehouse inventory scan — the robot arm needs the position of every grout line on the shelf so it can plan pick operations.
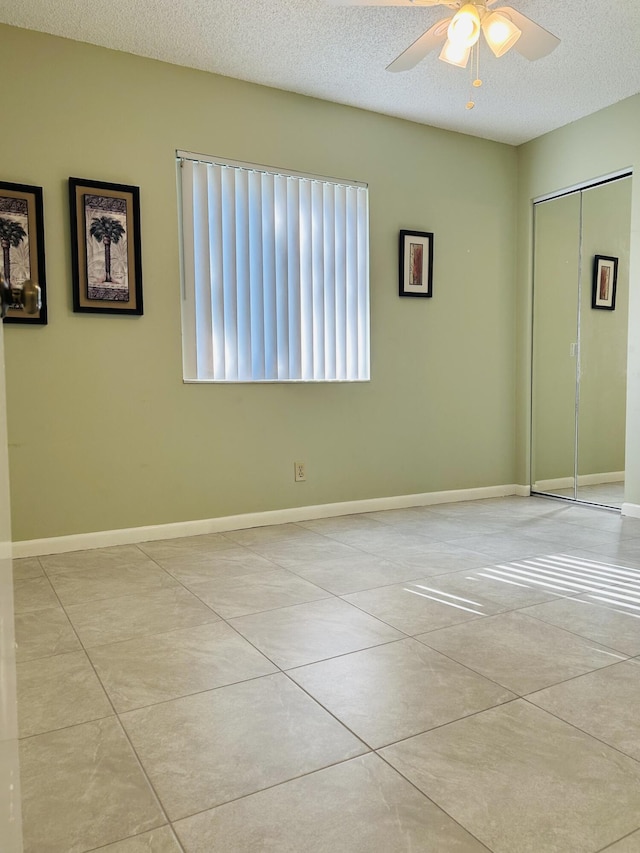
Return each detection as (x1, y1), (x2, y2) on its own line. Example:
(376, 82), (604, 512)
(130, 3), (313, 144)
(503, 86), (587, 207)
(138, 554), (296, 674)
(371, 695), (523, 751)
(38, 553), (161, 579)
(16, 710), (115, 743)
(168, 582), (335, 620)
(519, 695), (640, 768)
(280, 669), (375, 748)
(372, 749), (495, 853)
(76, 610), (223, 652)
(189, 600), (410, 681)
(517, 607), (636, 657)
(18, 670), (283, 729)
(167, 824), (186, 853)
(166, 754), (376, 828)
(83, 824), (185, 853)
(596, 828), (640, 852)
(412, 613), (635, 698)
(26, 576), (177, 838)
(110, 712), (177, 836)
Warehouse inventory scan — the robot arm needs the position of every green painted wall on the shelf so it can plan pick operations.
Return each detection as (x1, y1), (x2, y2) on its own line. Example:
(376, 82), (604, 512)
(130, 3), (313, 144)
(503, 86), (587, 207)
(517, 96), (640, 507)
(0, 25), (518, 541)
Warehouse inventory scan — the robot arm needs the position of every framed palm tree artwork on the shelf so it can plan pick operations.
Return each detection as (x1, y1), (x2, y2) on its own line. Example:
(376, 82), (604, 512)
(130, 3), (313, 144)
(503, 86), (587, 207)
(0, 181), (48, 324)
(69, 178), (143, 315)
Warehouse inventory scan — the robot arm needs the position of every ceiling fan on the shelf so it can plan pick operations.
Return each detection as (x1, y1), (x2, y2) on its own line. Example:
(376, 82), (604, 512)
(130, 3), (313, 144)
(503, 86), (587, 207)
(326, 0), (560, 75)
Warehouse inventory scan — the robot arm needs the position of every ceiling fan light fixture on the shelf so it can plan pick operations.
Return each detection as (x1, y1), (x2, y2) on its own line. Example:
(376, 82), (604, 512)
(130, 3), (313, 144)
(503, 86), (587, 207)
(439, 38), (471, 68)
(447, 4), (481, 49)
(482, 11), (521, 58)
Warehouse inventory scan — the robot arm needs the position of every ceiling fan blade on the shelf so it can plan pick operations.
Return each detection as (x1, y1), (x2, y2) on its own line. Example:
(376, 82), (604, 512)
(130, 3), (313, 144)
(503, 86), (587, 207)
(496, 7), (560, 60)
(386, 17), (450, 71)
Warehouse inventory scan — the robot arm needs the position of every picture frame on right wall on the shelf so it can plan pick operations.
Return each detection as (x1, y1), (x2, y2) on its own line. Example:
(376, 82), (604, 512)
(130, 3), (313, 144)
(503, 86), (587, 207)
(399, 229), (434, 298)
(592, 254), (618, 310)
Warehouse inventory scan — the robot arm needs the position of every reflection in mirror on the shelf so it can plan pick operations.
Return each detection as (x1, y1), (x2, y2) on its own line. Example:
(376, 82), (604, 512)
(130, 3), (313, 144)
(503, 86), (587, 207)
(577, 178), (631, 508)
(531, 192), (581, 500)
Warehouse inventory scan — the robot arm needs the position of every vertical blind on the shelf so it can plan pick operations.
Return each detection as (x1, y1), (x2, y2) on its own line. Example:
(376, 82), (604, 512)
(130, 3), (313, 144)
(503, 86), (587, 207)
(179, 155), (370, 382)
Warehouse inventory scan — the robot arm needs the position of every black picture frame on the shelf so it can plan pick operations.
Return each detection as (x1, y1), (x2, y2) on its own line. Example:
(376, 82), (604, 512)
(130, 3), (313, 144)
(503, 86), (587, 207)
(399, 229), (434, 298)
(592, 254), (618, 311)
(0, 181), (48, 325)
(69, 177), (143, 315)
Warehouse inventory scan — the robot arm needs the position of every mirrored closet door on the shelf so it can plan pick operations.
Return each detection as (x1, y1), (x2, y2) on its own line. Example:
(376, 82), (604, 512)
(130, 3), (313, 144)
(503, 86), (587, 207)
(531, 174), (632, 509)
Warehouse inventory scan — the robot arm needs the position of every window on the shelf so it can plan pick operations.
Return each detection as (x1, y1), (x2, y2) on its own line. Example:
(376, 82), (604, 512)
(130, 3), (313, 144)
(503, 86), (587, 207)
(178, 152), (370, 382)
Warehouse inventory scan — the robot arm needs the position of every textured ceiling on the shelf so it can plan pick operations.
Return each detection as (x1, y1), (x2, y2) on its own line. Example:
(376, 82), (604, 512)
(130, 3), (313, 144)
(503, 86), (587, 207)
(1, 0), (640, 145)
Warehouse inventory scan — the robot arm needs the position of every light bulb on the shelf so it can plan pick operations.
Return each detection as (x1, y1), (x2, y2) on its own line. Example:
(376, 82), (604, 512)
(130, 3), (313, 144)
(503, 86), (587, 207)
(451, 16), (474, 42)
(488, 21), (509, 43)
(439, 38), (471, 68)
(447, 4), (481, 49)
(482, 11), (521, 57)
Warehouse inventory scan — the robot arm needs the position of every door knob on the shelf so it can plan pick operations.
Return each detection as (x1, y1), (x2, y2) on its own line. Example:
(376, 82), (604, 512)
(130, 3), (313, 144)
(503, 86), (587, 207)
(0, 272), (42, 319)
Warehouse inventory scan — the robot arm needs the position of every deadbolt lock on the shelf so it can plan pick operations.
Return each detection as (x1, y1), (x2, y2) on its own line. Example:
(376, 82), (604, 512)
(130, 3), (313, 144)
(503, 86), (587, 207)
(0, 272), (42, 319)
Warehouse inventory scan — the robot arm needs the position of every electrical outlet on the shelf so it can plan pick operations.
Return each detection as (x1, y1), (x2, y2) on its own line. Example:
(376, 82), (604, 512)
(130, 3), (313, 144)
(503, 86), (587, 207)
(294, 461), (306, 482)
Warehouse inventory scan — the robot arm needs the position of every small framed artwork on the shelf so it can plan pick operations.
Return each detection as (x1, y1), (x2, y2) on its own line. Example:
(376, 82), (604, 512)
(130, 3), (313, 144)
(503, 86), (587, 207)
(69, 177), (143, 315)
(0, 181), (47, 324)
(399, 229), (434, 298)
(592, 254), (618, 311)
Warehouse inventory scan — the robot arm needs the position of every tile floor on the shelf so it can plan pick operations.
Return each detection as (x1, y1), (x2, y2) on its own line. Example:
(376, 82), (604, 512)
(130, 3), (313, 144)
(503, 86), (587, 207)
(13, 495), (640, 852)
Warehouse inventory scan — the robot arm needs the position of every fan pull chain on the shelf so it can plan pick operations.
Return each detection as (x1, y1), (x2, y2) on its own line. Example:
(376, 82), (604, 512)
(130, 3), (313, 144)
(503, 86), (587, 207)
(466, 40), (483, 110)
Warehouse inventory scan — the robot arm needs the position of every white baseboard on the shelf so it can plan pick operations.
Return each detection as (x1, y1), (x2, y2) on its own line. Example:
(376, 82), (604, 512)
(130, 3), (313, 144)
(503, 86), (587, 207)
(579, 471), (625, 486)
(534, 471), (624, 491)
(514, 484), (531, 497)
(534, 476), (575, 490)
(13, 483), (525, 558)
(622, 503), (640, 519)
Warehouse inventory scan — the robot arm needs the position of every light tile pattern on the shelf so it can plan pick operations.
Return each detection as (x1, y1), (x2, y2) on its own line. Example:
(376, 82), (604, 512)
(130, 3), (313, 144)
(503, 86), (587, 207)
(527, 660), (640, 761)
(65, 586), (220, 648)
(416, 610), (624, 694)
(14, 607), (80, 662)
(173, 754), (490, 852)
(288, 638), (515, 748)
(20, 718), (164, 853)
(17, 650), (113, 737)
(186, 568), (330, 617)
(94, 827), (182, 852)
(381, 700), (640, 853)
(519, 596), (640, 656)
(88, 621), (277, 711)
(120, 673), (367, 820)
(14, 497), (640, 852)
(13, 575), (59, 613)
(48, 562), (180, 607)
(228, 597), (403, 669)
(12, 557), (44, 581)
(603, 831), (640, 852)
(342, 580), (483, 633)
